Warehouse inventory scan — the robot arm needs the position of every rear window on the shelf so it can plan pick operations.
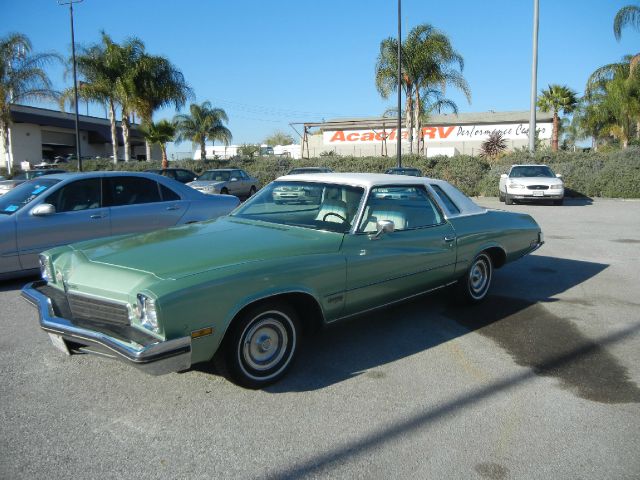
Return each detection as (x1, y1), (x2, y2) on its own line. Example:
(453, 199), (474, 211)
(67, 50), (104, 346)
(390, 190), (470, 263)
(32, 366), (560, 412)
(430, 184), (460, 214)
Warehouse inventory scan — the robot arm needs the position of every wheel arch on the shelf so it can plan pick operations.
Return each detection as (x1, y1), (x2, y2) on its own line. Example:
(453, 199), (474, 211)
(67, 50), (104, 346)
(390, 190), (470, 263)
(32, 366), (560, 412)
(482, 245), (507, 269)
(223, 291), (325, 341)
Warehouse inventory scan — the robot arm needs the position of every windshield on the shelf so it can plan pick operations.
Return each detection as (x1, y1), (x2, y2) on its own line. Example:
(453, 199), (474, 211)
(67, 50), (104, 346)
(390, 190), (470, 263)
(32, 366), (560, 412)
(510, 166), (555, 178)
(198, 171), (230, 182)
(0, 178), (60, 215)
(231, 181), (364, 233)
(288, 168), (332, 175)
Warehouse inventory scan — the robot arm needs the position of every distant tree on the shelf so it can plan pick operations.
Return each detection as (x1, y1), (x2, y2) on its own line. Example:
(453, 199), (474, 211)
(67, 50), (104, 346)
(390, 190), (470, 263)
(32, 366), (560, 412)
(1, 33), (60, 173)
(174, 101), (231, 161)
(537, 84), (579, 152)
(264, 130), (294, 146)
(480, 131), (507, 159)
(238, 144), (260, 158)
(139, 119), (176, 168)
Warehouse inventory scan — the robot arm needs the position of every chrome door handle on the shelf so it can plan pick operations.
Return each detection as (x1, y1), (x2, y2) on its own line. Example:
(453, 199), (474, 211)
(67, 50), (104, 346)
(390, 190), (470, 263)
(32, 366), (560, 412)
(90, 214), (105, 219)
(166, 205), (181, 211)
(444, 235), (456, 243)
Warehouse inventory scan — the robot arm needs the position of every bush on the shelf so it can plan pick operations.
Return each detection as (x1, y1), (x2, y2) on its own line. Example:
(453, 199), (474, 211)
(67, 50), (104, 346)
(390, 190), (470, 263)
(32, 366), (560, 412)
(13, 148), (637, 198)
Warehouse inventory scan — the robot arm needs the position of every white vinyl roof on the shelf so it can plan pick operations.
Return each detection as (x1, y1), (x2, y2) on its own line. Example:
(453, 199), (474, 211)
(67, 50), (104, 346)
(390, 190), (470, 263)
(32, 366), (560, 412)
(276, 172), (486, 217)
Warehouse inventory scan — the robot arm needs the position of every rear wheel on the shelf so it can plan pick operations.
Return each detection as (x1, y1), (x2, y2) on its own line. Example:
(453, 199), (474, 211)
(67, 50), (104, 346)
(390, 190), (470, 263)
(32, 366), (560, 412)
(456, 252), (493, 304)
(215, 302), (300, 389)
(220, 187), (229, 195)
(248, 186), (256, 197)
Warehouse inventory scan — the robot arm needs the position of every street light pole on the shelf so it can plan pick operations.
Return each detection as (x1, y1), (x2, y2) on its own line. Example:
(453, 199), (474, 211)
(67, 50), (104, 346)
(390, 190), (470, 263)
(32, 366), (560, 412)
(529, 0), (539, 154)
(397, 0), (402, 168)
(58, 0), (83, 171)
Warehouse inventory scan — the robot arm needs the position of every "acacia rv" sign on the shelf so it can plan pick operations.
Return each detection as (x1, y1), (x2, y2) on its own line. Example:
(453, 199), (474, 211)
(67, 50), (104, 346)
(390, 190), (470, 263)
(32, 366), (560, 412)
(324, 123), (552, 144)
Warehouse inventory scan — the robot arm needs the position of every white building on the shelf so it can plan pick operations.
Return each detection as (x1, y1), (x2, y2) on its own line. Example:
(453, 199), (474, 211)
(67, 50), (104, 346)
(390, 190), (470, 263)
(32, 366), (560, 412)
(299, 111), (554, 158)
(1, 104), (159, 171)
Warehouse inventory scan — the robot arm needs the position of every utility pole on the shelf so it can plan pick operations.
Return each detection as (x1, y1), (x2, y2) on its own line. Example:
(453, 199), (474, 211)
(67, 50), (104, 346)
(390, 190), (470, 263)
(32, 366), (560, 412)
(58, 0), (83, 171)
(529, 0), (539, 153)
(397, 0), (402, 167)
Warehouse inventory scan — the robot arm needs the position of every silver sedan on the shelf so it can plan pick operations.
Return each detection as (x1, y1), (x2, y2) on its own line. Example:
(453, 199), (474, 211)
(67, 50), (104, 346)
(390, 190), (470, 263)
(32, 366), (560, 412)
(0, 171), (240, 280)
(188, 168), (259, 198)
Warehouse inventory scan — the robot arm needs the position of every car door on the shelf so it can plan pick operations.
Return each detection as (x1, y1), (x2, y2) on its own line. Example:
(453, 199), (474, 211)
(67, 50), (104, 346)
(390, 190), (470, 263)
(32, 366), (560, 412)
(226, 169), (243, 196)
(106, 175), (187, 235)
(15, 177), (109, 271)
(340, 185), (457, 317)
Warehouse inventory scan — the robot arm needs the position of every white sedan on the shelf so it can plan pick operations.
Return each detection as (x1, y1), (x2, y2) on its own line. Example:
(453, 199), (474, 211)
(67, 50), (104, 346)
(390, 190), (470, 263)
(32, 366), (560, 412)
(499, 164), (564, 205)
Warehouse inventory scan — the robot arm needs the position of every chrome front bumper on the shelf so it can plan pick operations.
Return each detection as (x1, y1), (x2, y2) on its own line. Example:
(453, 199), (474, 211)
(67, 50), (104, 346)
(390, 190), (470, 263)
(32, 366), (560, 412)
(22, 281), (192, 375)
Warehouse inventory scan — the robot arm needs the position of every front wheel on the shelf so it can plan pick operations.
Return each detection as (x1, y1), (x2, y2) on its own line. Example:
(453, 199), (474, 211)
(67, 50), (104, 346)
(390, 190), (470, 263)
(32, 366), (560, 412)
(498, 190), (505, 202)
(216, 302), (300, 389)
(456, 252), (493, 304)
(505, 193), (514, 205)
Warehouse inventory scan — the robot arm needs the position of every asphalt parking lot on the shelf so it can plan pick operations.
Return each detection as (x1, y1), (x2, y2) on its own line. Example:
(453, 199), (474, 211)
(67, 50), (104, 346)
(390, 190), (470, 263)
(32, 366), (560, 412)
(1, 197), (639, 480)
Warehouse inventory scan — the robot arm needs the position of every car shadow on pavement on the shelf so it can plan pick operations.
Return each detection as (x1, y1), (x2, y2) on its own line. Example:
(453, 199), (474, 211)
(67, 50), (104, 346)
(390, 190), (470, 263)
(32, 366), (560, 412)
(265, 255), (628, 395)
(0, 275), (38, 293)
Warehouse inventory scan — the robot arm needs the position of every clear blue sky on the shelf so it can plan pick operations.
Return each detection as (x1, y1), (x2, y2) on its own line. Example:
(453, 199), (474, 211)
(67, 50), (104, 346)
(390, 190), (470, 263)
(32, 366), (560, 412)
(2, 0), (638, 154)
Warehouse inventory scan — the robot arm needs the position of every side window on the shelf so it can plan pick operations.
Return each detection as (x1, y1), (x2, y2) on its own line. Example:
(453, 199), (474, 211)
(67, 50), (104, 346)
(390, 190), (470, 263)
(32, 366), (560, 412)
(105, 176), (162, 206)
(358, 185), (443, 233)
(160, 183), (180, 201)
(430, 184), (460, 215)
(176, 170), (193, 183)
(232, 170), (241, 180)
(46, 178), (101, 213)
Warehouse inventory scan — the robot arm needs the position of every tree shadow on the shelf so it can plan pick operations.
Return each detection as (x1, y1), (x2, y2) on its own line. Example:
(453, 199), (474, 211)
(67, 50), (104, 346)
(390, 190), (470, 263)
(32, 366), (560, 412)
(265, 255), (612, 393)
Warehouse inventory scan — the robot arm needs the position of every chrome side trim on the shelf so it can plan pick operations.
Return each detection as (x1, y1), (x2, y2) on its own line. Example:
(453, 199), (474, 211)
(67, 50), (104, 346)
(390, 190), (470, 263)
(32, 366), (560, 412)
(21, 281), (192, 375)
(327, 281), (458, 324)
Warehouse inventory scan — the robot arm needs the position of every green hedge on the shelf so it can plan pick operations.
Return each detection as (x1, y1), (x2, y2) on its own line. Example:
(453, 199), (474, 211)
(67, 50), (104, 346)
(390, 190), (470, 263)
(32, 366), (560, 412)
(7, 148), (640, 198)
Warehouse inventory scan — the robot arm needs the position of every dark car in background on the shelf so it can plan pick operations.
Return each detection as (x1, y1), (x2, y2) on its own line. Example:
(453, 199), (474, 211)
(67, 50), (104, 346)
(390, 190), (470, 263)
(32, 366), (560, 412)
(0, 171), (239, 279)
(385, 167), (423, 177)
(0, 169), (66, 196)
(145, 168), (198, 184)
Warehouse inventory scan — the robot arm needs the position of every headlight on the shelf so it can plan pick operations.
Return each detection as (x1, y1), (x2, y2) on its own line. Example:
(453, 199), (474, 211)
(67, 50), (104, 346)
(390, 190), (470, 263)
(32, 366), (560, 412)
(508, 183), (525, 189)
(205, 185), (218, 192)
(549, 184), (563, 190)
(136, 294), (159, 332)
(39, 254), (53, 281)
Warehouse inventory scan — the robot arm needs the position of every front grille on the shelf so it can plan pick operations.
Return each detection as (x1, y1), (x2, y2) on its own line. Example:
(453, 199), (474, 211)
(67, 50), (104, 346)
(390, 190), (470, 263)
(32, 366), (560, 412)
(527, 185), (549, 190)
(67, 293), (130, 326)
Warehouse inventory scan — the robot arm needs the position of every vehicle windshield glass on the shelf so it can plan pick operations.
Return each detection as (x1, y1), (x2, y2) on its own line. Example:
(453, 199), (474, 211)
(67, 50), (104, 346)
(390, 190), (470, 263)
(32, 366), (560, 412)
(0, 178), (61, 215)
(198, 171), (230, 181)
(510, 166), (555, 178)
(231, 181), (365, 234)
(288, 168), (331, 175)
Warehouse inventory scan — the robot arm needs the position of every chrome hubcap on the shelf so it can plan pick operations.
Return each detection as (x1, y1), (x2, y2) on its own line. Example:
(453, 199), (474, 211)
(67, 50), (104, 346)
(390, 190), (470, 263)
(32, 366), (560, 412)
(469, 257), (490, 298)
(242, 318), (288, 371)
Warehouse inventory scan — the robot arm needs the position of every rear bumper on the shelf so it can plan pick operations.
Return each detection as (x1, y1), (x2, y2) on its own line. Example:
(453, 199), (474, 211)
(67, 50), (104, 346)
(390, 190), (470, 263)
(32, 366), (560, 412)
(21, 281), (192, 375)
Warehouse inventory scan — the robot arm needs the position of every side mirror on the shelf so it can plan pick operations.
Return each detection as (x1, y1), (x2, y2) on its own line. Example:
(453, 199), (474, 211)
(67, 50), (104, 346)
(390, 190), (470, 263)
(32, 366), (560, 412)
(556, 174), (563, 178)
(500, 174), (508, 179)
(372, 220), (395, 240)
(31, 203), (56, 217)
(230, 177), (238, 182)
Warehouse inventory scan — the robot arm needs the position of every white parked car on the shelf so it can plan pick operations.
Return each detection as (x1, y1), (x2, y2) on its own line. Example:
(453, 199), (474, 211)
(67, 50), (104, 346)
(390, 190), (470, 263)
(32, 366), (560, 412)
(499, 164), (564, 205)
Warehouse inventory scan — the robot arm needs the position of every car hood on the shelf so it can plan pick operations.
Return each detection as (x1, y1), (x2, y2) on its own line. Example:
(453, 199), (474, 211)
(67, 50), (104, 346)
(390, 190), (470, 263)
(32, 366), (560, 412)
(69, 217), (344, 280)
(508, 177), (562, 186)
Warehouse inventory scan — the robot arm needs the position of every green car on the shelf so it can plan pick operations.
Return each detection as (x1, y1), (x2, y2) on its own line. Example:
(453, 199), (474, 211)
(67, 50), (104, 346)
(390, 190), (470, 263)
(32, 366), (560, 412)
(23, 173), (543, 388)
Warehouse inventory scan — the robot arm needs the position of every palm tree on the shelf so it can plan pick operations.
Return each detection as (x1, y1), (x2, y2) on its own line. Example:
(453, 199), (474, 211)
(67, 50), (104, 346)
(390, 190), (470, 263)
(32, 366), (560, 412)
(131, 54), (192, 161)
(1, 33), (60, 173)
(61, 32), (145, 163)
(586, 58), (640, 145)
(174, 102), (232, 161)
(536, 84), (579, 151)
(375, 24), (470, 154)
(140, 119), (176, 168)
(614, 4), (640, 41)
